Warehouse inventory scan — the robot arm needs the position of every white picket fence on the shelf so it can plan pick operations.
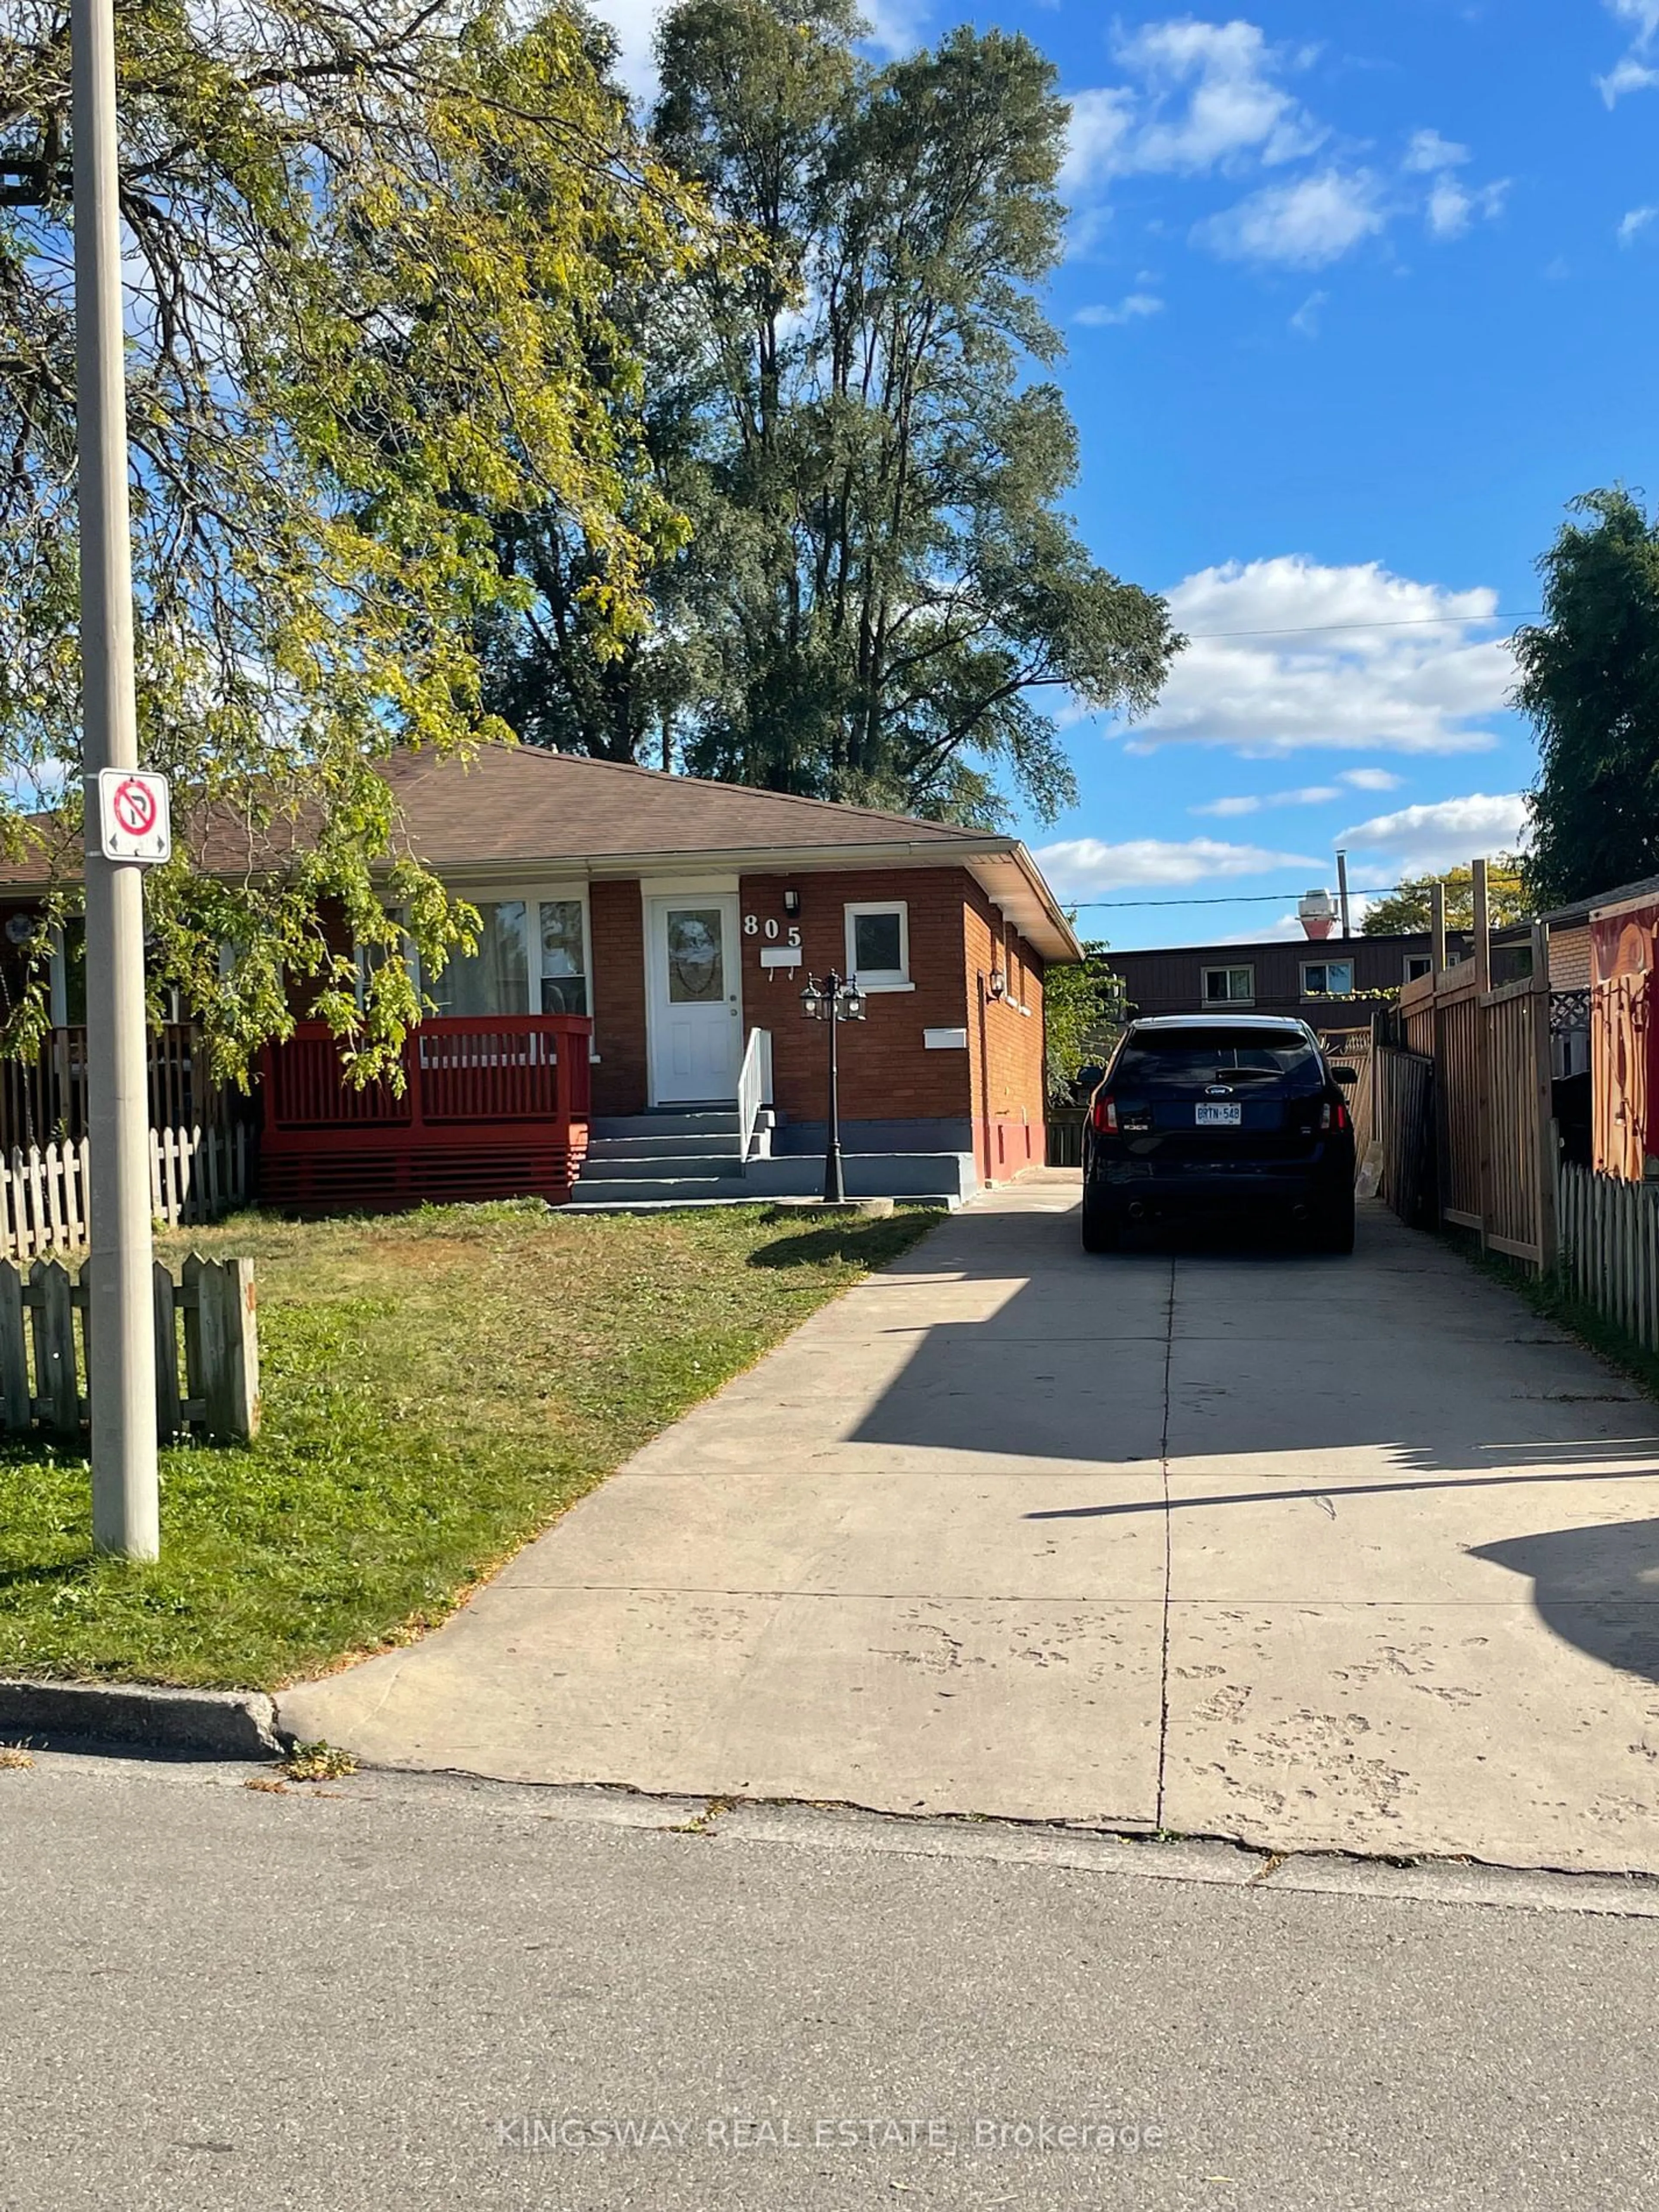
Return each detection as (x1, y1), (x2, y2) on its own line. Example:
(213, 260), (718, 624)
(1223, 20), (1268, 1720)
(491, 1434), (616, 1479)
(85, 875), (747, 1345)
(0, 1124), (248, 1261)
(1556, 1158), (1659, 1353)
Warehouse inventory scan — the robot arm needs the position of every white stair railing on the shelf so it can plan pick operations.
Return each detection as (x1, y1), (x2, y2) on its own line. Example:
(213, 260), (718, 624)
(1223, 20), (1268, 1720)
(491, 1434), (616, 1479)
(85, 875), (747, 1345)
(737, 1027), (774, 1170)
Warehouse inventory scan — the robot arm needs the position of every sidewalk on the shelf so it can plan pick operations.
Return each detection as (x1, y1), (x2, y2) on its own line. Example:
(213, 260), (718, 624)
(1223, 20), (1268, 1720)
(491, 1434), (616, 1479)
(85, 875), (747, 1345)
(280, 1178), (1659, 1872)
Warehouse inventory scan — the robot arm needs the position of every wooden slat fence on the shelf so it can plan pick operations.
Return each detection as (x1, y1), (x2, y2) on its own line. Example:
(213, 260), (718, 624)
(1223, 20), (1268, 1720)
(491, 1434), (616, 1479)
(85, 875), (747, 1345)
(0, 1252), (258, 1443)
(0, 1124), (248, 1262)
(1380, 933), (1557, 1270)
(1557, 1160), (1659, 1353)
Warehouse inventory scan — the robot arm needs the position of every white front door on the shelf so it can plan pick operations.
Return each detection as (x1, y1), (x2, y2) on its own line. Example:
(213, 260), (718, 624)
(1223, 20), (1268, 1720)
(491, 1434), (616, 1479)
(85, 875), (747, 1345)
(647, 895), (742, 1103)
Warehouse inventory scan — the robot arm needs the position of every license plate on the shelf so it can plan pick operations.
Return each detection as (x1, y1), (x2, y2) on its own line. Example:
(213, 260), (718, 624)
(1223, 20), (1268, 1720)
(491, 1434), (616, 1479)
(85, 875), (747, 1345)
(1195, 1103), (1242, 1126)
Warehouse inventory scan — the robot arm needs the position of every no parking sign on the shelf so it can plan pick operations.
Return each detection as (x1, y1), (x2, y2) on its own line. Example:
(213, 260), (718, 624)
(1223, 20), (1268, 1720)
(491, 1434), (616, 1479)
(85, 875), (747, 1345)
(93, 768), (171, 864)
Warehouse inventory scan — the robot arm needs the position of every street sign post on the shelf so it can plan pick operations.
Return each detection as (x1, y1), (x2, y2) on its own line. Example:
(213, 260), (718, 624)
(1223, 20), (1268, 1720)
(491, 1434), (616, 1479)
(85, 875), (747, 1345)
(75, 0), (159, 1560)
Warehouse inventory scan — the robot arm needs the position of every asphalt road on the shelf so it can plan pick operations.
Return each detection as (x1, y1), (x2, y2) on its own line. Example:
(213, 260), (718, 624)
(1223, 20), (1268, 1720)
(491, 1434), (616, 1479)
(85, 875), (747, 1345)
(4, 1748), (1659, 2211)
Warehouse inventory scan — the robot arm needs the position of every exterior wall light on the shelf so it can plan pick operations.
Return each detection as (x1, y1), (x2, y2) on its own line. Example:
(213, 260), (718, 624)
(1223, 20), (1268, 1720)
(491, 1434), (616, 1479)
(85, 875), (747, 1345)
(782, 888), (801, 917)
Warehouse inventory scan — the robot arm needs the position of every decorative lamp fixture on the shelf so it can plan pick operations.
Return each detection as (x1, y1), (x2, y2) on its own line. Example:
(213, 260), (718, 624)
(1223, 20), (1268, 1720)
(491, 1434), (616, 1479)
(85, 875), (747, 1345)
(782, 888), (801, 917)
(798, 969), (867, 1201)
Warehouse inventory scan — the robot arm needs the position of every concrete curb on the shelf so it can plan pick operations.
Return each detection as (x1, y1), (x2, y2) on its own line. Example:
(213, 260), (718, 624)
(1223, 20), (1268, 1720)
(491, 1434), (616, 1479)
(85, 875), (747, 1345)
(0, 1678), (286, 1759)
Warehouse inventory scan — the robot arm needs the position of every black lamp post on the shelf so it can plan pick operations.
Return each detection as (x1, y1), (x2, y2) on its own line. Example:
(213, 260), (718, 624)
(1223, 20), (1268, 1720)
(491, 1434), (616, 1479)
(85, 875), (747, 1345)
(799, 969), (867, 1201)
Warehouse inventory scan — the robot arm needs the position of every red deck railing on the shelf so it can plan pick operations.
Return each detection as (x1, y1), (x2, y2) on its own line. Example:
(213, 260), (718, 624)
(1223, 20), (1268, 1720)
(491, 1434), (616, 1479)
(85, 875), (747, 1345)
(258, 1014), (592, 1211)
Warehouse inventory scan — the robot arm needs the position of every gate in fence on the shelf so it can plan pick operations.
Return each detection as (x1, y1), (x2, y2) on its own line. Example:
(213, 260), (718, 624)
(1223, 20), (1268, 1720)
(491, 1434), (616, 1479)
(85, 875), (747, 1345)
(1379, 922), (1557, 1271)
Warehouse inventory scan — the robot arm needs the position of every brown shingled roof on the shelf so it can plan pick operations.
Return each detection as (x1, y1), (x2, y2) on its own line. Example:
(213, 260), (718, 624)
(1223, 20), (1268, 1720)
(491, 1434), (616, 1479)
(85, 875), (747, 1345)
(0, 746), (1081, 959)
(331, 744), (994, 868)
(0, 746), (992, 885)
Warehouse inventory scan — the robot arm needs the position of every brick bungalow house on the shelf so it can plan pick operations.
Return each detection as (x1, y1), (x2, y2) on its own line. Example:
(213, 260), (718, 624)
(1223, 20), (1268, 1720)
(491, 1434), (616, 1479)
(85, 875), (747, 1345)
(0, 746), (1077, 1209)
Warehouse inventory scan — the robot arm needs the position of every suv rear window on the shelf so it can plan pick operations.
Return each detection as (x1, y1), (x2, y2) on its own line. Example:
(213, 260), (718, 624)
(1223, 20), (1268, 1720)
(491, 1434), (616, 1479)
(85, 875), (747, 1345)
(1116, 1030), (1320, 1084)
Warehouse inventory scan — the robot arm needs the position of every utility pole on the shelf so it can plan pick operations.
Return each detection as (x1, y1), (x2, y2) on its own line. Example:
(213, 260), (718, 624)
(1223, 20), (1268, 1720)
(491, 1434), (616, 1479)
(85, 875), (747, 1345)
(75, 0), (159, 1557)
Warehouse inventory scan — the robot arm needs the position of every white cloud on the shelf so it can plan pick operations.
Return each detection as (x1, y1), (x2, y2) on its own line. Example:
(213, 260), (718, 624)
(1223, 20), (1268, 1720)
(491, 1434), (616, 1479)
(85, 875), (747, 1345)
(1196, 168), (1387, 267)
(1599, 55), (1659, 101)
(1032, 835), (1322, 895)
(1427, 175), (1509, 239)
(1599, 0), (1659, 101)
(1191, 784), (1342, 817)
(1074, 292), (1165, 327)
(1116, 556), (1515, 757)
(1064, 19), (1323, 192)
(1335, 792), (1530, 875)
(1620, 205), (1659, 244)
(1289, 289), (1327, 337)
(1061, 88), (1137, 188)
(586, 0), (669, 99)
(1402, 128), (1470, 173)
(1341, 767), (1404, 791)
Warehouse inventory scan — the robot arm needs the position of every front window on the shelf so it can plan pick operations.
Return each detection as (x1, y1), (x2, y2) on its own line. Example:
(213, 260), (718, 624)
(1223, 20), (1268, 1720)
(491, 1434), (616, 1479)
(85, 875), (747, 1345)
(1301, 960), (1354, 998)
(429, 900), (531, 1016)
(539, 899), (589, 1015)
(845, 902), (910, 988)
(1202, 965), (1254, 1006)
(1404, 954), (1432, 982)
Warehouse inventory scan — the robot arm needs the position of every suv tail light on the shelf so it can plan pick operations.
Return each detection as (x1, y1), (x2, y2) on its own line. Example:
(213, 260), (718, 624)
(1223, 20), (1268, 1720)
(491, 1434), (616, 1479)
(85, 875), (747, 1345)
(1320, 1099), (1350, 1132)
(1092, 1095), (1119, 1134)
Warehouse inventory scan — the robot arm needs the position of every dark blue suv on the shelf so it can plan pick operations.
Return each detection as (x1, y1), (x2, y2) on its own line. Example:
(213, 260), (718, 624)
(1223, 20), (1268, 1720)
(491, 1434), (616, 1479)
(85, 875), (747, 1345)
(1080, 1014), (1357, 1253)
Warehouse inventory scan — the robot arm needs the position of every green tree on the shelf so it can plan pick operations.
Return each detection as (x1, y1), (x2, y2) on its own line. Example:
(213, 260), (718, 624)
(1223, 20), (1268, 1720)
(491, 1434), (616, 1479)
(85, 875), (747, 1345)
(1043, 940), (1126, 1103)
(0, 0), (712, 1075)
(1361, 863), (1529, 935)
(1514, 488), (1659, 909)
(483, 0), (1177, 823)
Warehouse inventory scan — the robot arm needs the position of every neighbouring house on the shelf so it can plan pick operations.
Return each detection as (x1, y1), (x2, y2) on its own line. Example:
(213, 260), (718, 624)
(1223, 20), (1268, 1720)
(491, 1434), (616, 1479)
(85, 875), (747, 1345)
(0, 746), (1077, 1211)
(1103, 929), (1469, 1033)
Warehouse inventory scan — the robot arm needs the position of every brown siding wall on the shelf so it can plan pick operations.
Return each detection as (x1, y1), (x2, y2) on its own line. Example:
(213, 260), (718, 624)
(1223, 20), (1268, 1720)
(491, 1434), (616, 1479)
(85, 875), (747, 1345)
(737, 866), (976, 1131)
(1106, 932), (1456, 1029)
(1550, 922), (1592, 991)
(588, 879), (648, 1116)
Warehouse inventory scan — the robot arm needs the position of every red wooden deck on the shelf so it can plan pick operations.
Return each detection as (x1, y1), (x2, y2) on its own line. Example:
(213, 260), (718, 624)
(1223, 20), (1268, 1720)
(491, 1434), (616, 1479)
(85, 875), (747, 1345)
(257, 1014), (592, 1212)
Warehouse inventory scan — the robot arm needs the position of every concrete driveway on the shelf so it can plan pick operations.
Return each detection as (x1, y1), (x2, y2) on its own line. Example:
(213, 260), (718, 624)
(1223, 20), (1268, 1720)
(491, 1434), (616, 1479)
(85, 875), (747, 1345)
(281, 1176), (1659, 1872)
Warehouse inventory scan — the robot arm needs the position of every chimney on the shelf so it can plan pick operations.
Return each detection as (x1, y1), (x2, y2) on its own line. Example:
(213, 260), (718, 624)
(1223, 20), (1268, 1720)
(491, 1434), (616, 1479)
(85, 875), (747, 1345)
(1298, 887), (1337, 940)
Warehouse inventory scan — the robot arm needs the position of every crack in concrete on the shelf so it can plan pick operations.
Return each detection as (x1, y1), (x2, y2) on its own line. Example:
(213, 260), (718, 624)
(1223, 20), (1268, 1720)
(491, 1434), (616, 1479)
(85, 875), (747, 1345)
(1154, 1255), (1177, 1831)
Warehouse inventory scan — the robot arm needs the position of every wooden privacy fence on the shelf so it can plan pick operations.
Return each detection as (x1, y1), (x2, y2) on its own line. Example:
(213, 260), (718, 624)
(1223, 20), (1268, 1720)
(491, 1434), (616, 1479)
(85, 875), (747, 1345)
(0, 1124), (248, 1262)
(1321, 1027), (1376, 1167)
(0, 1253), (258, 1442)
(1385, 928), (1557, 1271)
(1557, 1160), (1659, 1352)
(1046, 1108), (1087, 1167)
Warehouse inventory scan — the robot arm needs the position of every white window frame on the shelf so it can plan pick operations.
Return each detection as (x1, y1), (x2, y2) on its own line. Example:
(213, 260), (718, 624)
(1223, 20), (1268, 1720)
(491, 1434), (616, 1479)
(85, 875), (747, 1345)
(1403, 953), (1433, 984)
(1201, 964), (1255, 1007)
(375, 887), (592, 1018)
(845, 900), (913, 992)
(1300, 957), (1355, 999)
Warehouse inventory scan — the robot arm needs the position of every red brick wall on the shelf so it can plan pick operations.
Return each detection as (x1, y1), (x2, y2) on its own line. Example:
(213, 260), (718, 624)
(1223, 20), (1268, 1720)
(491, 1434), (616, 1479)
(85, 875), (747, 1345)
(737, 868), (977, 1130)
(588, 879), (648, 1116)
(962, 881), (1047, 1181)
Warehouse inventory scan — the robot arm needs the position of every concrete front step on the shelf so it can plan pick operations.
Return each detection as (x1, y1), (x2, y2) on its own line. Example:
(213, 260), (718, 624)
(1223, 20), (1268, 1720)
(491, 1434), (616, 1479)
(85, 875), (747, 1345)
(586, 1134), (746, 1162)
(569, 1150), (975, 1209)
(590, 1110), (741, 1140)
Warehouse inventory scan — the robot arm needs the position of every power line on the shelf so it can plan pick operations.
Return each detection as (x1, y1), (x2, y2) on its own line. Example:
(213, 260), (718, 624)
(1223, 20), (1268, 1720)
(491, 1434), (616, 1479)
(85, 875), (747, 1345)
(1184, 613), (1539, 641)
(1071, 877), (1524, 910)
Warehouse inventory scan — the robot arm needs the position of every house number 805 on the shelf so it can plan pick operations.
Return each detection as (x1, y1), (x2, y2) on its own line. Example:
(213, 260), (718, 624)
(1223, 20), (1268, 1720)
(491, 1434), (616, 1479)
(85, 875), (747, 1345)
(743, 915), (801, 944)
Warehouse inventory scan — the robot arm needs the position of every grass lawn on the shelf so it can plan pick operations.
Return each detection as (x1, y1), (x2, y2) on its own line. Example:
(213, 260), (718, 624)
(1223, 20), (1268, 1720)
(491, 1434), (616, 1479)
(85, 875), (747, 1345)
(0, 1201), (936, 1690)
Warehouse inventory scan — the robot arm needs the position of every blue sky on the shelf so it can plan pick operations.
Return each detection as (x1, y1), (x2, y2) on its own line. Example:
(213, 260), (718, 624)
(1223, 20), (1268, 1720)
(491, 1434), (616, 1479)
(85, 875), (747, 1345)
(601, 0), (1659, 946)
